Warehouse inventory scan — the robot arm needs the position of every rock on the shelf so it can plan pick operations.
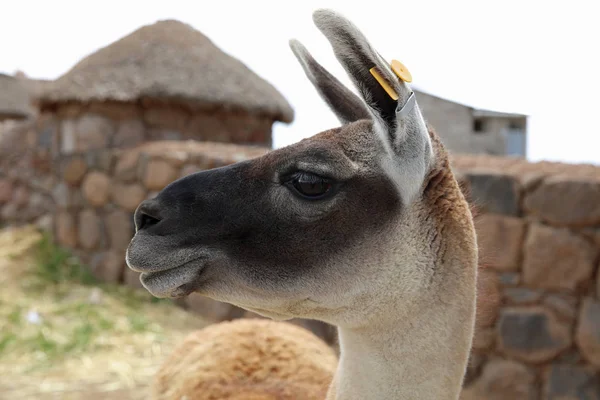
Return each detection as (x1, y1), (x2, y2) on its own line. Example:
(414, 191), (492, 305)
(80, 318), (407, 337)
(185, 293), (240, 321)
(114, 150), (141, 182)
(463, 172), (520, 216)
(460, 359), (537, 400)
(77, 209), (102, 250)
(12, 185), (29, 208)
(35, 214), (54, 232)
(475, 214), (525, 271)
(63, 156), (87, 186)
(89, 251), (125, 283)
(75, 114), (113, 152)
(142, 159), (178, 191)
(544, 293), (578, 322)
(0, 203), (18, 221)
(187, 112), (226, 141)
(106, 210), (134, 251)
(143, 106), (189, 132)
(111, 183), (146, 212)
(81, 172), (111, 207)
(113, 119), (145, 148)
(0, 178), (13, 203)
(55, 211), (77, 247)
(503, 288), (543, 305)
(52, 182), (83, 209)
(525, 176), (600, 227)
(497, 306), (572, 363)
(523, 224), (598, 291)
(84, 149), (114, 173)
(576, 297), (600, 366)
(498, 272), (520, 286)
(543, 364), (600, 399)
(61, 119), (77, 153)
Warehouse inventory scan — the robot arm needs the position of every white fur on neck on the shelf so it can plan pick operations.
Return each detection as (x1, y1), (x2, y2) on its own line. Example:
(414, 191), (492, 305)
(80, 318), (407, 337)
(328, 262), (477, 400)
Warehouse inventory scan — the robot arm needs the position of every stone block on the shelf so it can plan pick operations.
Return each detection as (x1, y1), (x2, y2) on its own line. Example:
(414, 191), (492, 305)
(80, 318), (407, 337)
(143, 106), (189, 132)
(498, 272), (520, 286)
(187, 113), (226, 141)
(56, 211), (77, 248)
(0, 178), (13, 204)
(60, 119), (77, 153)
(475, 214), (525, 271)
(106, 209), (134, 251)
(12, 185), (29, 208)
(463, 172), (520, 216)
(543, 364), (600, 399)
(503, 288), (543, 305)
(63, 156), (87, 186)
(460, 359), (538, 400)
(185, 293), (239, 321)
(523, 224), (598, 291)
(114, 150), (141, 182)
(75, 114), (114, 152)
(497, 306), (572, 363)
(84, 149), (115, 173)
(142, 159), (178, 191)
(0, 203), (18, 221)
(77, 209), (103, 250)
(576, 297), (600, 366)
(113, 119), (145, 148)
(544, 293), (578, 323)
(525, 176), (600, 227)
(52, 182), (83, 210)
(89, 250), (125, 283)
(81, 172), (111, 207)
(111, 183), (146, 212)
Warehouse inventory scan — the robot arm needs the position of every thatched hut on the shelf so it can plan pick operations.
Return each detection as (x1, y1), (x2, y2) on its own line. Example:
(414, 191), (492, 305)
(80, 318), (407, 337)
(38, 19), (294, 154)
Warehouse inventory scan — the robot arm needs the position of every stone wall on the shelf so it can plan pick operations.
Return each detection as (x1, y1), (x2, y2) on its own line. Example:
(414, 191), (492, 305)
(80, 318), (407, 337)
(40, 100), (274, 155)
(453, 155), (600, 399)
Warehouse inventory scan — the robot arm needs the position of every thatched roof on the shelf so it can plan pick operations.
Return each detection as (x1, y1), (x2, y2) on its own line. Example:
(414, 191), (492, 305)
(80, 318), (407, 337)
(39, 20), (294, 123)
(0, 74), (31, 121)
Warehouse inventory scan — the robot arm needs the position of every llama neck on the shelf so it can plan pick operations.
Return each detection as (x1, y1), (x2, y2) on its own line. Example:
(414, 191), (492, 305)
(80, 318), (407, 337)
(328, 280), (476, 400)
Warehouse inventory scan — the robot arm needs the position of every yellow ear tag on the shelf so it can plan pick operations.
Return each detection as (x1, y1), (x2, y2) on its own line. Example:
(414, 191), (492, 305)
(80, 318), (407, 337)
(369, 67), (399, 100)
(391, 59), (413, 83)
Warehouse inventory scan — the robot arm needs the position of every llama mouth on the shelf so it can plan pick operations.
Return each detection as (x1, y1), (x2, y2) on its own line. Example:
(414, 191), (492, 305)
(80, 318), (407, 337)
(139, 260), (205, 298)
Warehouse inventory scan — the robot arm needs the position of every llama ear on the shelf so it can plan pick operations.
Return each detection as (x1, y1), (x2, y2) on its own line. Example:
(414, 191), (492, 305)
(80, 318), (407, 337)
(312, 10), (427, 136)
(289, 39), (371, 125)
(313, 9), (433, 203)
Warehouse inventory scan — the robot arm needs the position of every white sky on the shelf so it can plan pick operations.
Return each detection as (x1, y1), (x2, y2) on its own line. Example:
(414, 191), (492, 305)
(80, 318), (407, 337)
(2, 0), (599, 165)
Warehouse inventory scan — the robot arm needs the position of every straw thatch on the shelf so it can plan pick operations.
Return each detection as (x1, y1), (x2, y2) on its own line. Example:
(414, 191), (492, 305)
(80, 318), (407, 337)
(0, 73), (31, 121)
(39, 20), (294, 123)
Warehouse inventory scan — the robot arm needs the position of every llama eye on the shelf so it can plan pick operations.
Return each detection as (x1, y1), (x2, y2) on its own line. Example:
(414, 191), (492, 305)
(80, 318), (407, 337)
(287, 172), (333, 199)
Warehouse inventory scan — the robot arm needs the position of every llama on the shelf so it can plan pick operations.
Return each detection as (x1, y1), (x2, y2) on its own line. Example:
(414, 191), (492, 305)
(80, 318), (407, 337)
(127, 9), (478, 399)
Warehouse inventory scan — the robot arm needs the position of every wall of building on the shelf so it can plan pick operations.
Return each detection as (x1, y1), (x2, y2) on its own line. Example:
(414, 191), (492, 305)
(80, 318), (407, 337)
(416, 90), (527, 157)
(38, 101), (274, 156)
(453, 154), (600, 399)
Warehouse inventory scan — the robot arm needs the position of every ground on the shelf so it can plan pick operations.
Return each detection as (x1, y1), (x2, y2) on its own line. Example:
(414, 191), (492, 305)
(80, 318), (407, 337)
(0, 225), (208, 400)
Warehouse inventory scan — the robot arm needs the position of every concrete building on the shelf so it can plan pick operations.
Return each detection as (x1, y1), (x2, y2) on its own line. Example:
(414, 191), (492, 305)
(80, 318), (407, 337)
(414, 89), (527, 157)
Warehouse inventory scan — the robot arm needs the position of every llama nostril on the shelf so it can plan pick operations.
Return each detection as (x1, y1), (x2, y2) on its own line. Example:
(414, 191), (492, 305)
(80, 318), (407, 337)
(134, 200), (163, 232)
(139, 213), (161, 230)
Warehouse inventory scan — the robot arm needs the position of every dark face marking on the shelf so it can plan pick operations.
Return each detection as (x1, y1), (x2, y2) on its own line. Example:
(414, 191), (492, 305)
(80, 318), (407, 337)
(126, 123), (400, 301)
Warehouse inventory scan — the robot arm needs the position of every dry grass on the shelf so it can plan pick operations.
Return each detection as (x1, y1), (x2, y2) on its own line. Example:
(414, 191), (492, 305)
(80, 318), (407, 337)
(0, 225), (208, 400)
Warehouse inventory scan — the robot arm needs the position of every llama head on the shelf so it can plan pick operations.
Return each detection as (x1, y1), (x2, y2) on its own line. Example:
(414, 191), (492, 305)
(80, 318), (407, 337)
(126, 9), (476, 328)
